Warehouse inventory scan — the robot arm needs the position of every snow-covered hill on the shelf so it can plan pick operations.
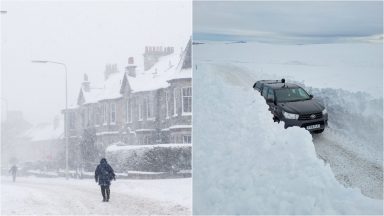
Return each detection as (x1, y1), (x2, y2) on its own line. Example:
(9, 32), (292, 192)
(193, 42), (383, 214)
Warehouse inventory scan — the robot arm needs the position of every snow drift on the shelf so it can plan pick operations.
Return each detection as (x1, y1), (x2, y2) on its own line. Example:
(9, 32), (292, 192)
(193, 63), (382, 215)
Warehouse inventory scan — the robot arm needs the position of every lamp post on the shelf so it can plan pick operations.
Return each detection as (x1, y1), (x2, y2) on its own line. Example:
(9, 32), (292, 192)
(31, 60), (69, 180)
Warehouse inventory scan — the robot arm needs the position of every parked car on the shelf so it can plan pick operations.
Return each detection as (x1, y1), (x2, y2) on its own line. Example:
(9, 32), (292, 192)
(253, 79), (328, 133)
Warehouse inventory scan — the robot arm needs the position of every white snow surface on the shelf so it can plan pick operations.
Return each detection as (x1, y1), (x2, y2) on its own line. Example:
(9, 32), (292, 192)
(193, 42), (383, 214)
(106, 143), (191, 152)
(1, 176), (191, 215)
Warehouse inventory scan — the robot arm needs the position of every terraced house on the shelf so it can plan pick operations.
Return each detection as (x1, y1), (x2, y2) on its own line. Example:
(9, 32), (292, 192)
(65, 40), (191, 168)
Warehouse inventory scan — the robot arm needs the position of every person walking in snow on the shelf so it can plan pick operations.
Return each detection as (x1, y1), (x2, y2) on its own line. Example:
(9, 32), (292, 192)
(94, 158), (115, 202)
(9, 165), (18, 182)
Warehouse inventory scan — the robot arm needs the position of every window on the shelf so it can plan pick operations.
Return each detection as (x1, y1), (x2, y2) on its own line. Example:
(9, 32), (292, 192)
(82, 109), (86, 127)
(173, 88), (177, 116)
(126, 99), (132, 123)
(138, 101), (143, 121)
(182, 87), (192, 114)
(145, 136), (151, 145)
(183, 135), (191, 144)
(165, 91), (169, 119)
(88, 107), (92, 126)
(275, 87), (311, 103)
(98, 104), (103, 125)
(110, 103), (116, 124)
(103, 103), (108, 124)
(146, 96), (154, 120)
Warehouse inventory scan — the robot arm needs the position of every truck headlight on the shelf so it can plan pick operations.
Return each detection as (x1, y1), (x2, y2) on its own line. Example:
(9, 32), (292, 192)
(283, 111), (299, 120)
(322, 108), (327, 115)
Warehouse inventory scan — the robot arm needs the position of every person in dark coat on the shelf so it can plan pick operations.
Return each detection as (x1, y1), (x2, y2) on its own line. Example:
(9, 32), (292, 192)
(94, 158), (115, 202)
(9, 165), (18, 182)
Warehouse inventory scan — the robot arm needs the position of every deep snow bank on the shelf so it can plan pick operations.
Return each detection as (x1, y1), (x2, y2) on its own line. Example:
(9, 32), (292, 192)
(193, 63), (382, 215)
(311, 88), (383, 166)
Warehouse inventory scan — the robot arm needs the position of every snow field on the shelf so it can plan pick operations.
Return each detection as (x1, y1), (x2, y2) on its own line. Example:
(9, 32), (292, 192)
(192, 62), (382, 214)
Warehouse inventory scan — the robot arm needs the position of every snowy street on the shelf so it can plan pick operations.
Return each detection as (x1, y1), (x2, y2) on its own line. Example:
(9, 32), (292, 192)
(1, 176), (191, 215)
(313, 133), (383, 200)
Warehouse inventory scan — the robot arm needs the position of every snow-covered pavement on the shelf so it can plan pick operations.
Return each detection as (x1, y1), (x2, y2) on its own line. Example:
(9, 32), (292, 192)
(1, 176), (191, 215)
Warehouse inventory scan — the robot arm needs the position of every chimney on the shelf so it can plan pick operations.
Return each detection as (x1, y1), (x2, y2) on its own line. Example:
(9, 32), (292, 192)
(143, 45), (175, 71)
(82, 73), (90, 92)
(128, 57), (134, 64)
(126, 57), (136, 77)
(104, 64), (119, 80)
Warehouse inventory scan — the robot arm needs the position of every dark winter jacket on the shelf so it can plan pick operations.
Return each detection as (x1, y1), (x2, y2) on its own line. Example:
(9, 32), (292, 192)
(94, 158), (115, 186)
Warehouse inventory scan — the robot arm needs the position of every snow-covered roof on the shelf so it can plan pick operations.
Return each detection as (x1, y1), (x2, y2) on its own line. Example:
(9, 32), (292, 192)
(81, 87), (104, 104)
(24, 116), (64, 142)
(125, 40), (192, 92)
(77, 72), (124, 106)
(98, 72), (124, 101)
(74, 39), (192, 104)
(126, 52), (181, 93)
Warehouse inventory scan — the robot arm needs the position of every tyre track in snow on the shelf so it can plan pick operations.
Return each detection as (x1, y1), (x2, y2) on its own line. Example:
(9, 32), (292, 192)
(313, 132), (383, 200)
(1, 177), (190, 215)
(200, 61), (383, 200)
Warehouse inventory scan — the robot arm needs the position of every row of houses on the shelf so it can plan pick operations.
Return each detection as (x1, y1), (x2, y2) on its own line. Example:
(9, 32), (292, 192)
(64, 40), (192, 167)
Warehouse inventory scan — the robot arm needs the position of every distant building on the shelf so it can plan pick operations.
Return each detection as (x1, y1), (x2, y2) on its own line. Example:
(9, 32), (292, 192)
(65, 39), (191, 168)
(23, 116), (64, 163)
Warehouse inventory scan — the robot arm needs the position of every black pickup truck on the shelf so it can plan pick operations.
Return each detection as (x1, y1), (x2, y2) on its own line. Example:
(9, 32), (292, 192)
(253, 79), (328, 133)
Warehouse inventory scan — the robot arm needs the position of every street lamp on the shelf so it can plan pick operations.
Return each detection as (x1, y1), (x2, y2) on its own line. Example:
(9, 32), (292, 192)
(31, 60), (69, 180)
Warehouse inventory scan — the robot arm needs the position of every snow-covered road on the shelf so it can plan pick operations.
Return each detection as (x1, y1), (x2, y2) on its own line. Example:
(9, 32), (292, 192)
(313, 132), (383, 200)
(1, 176), (191, 215)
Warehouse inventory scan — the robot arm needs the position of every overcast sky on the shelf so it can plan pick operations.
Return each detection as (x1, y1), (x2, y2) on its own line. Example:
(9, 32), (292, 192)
(1, 1), (191, 124)
(193, 1), (383, 43)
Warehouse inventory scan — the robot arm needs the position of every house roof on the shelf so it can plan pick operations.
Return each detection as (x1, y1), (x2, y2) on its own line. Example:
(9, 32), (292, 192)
(125, 52), (181, 93)
(123, 39), (192, 93)
(24, 116), (64, 142)
(74, 39), (192, 105)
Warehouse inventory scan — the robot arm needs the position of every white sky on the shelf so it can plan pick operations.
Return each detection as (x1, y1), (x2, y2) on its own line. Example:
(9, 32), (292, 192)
(193, 1), (383, 43)
(1, 0), (191, 124)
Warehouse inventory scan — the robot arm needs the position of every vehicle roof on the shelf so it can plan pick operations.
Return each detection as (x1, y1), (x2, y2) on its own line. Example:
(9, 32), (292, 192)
(263, 82), (300, 89)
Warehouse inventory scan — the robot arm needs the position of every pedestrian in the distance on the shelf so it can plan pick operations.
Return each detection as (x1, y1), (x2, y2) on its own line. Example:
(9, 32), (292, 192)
(9, 165), (18, 182)
(94, 158), (115, 202)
